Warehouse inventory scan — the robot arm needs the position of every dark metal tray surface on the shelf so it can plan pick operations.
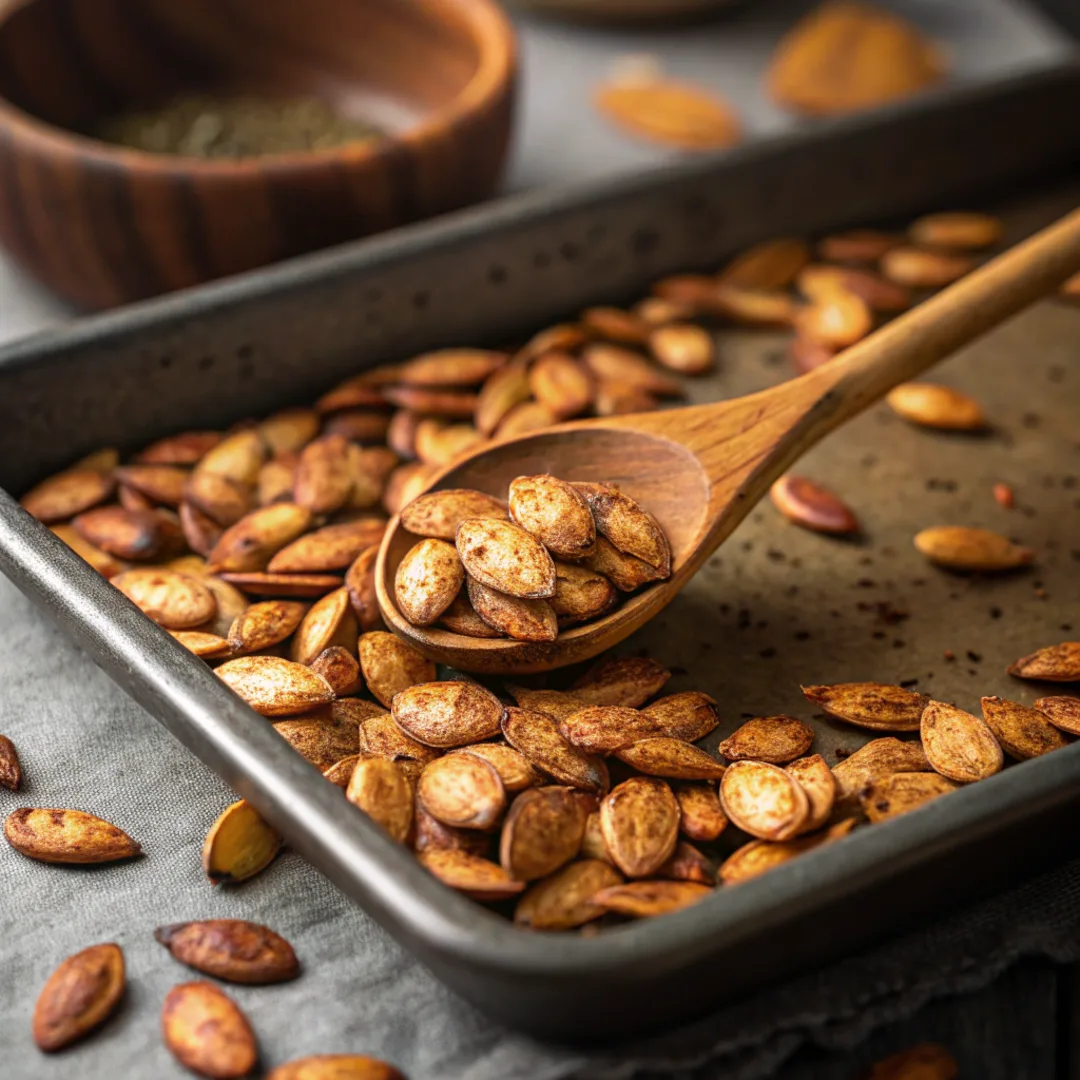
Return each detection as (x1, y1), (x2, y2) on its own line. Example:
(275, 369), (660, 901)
(1, 66), (1080, 1040)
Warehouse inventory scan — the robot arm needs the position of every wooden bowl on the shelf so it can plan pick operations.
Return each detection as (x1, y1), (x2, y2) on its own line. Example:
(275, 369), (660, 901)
(0, 0), (516, 309)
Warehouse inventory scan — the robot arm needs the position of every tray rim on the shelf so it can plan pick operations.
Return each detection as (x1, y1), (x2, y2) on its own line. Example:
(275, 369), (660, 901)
(2, 56), (1080, 1026)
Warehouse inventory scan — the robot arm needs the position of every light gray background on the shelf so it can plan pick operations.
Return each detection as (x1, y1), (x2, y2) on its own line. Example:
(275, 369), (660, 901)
(0, 3), (1077, 1078)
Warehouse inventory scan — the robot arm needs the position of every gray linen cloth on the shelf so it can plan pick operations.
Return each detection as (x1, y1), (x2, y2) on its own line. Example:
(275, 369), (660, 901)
(1, 572), (1079, 1080)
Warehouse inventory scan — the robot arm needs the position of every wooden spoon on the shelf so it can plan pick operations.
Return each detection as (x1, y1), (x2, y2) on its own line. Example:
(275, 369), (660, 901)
(376, 208), (1080, 674)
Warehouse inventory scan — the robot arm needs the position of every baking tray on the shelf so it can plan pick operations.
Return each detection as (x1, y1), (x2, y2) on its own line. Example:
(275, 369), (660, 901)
(1, 65), (1080, 1041)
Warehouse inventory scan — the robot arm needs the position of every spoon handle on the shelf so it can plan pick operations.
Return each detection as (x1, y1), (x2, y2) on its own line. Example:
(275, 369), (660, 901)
(790, 204), (1080, 443)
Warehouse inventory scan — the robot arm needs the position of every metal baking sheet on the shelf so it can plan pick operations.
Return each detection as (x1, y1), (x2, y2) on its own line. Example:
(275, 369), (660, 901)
(0, 68), (1079, 1041)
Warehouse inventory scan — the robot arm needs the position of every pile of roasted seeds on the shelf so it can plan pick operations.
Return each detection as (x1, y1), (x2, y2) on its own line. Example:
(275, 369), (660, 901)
(395, 478), (671, 640)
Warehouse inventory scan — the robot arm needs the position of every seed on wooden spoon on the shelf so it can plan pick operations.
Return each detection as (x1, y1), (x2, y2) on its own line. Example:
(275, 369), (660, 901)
(508, 475), (596, 558)
(394, 539), (464, 626)
(456, 518), (556, 599)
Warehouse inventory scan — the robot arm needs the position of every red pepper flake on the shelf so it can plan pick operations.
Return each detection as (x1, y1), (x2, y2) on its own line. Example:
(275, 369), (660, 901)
(993, 482), (1015, 509)
(943, 649), (956, 661)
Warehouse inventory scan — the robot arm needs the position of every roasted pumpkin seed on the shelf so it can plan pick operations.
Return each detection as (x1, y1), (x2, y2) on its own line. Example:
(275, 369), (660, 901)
(155, 920), (298, 985)
(400, 489), (507, 540)
(466, 578), (558, 642)
(832, 737), (930, 805)
(675, 782), (727, 842)
(453, 743), (542, 792)
(309, 645), (362, 696)
(616, 738), (727, 781)
(551, 562), (619, 625)
(718, 716), (814, 764)
(417, 754), (505, 831)
(21, 469), (116, 524)
(418, 848), (525, 900)
(514, 859), (623, 930)
(860, 772), (960, 822)
(981, 695), (1070, 761)
(227, 600), (307, 655)
(720, 760), (810, 840)
(266, 1055), (405, 1080)
(5, 808), (140, 864)
(591, 880), (711, 918)
(558, 705), (661, 755)
(217, 656), (335, 716)
(358, 632), (437, 707)
(33, 943), (125, 1052)
(161, 981), (257, 1079)
(528, 352), (594, 420)
(456, 518), (556, 599)
(501, 785), (588, 880)
(770, 475), (860, 535)
(502, 707), (609, 793)
(1007, 642), (1080, 682)
(786, 753), (836, 832)
(208, 503), (313, 572)
(914, 526), (1033, 573)
(112, 568), (217, 630)
(202, 800), (281, 884)
(395, 539), (465, 626)
(391, 680), (506, 748)
(600, 776), (679, 878)
(509, 475), (596, 559)
(347, 757), (415, 842)
(571, 655), (671, 707)
(0, 734), (22, 791)
(1034, 696), (1080, 736)
(802, 682), (929, 731)
(573, 482), (672, 575)
(920, 700), (1003, 782)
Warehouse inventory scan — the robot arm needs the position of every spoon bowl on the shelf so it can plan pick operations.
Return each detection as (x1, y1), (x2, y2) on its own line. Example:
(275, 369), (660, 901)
(377, 207), (1080, 673)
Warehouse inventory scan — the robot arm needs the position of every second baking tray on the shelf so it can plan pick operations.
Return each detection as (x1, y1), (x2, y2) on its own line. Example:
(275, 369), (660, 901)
(2, 66), (1080, 1040)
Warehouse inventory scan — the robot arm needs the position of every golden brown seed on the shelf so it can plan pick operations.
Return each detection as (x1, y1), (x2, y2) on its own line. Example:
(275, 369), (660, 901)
(258, 408), (320, 456)
(73, 506), (182, 561)
(386, 410), (421, 459)
(227, 600), (307, 655)
(323, 754), (362, 789)
(981, 696), (1071, 761)
(475, 363), (533, 437)
(359, 712), (439, 765)
(914, 526), (1033, 573)
(219, 572), (342, 599)
(358, 631), (436, 707)
(634, 295), (694, 326)
(272, 712), (359, 772)
(770, 474), (860, 535)
(400, 489), (507, 540)
(185, 471), (252, 526)
(383, 386), (479, 417)
(720, 760), (810, 840)
(395, 539), (465, 626)
(920, 700), (1003, 782)
(818, 229), (901, 263)
(860, 772), (960, 823)
(309, 646), (362, 696)
(600, 776), (679, 878)
(712, 285), (796, 327)
(440, 590), (503, 638)
(573, 482), (671, 575)
(718, 716), (814, 764)
(179, 501), (224, 557)
(639, 692), (718, 743)
(315, 370), (396, 413)
(456, 517), (557, 600)
(202, 800), (281, 884)
(417, 754), (505, 831)
(466, 578), (558, 642)
(797, 263), (910, 312)
(802, 682), (929, 731)
(138, 431), (222, 466)
(161, 981), (257, 1079)
(293, 434), (353, 515)
(112, 569), (217, 630)
(617, 737), (727, 780)
(168, 626), (230, 656)
(21, 468), (115, 523)
(551, 562), (618, 625)
(909, 212), (1002, 250)
(504, 686), (590, 723)
(345, 445), (397, 511)
(862, 1042), (958, 1080)
(413, 804), (488, 855)
(887, 382), (985, 430)
(0, 734), (22, 791)
(675, 783), (727, 842)
(652, 273), (727, 313)
(580, 810), (612, 864)
(786, 754), (836, 832)
(767, 2), (945, 116)
(33, 943), (125, 1052)
(571, 654), (671, 707)
(500, 785), (589, 881)
(114, 464), (187, 508)
(514, 323), (589, 363)
(529, 352), (594, 420)
(593, 79), (742, 151)
(881, 247), (975, 288)
(208, 503), (313, 573)
(514, 859), (623, 930)
(719, 238), (811, 289)
(558, 705), (662, 754)
(50, 523), (126, 578)
(788, 334), (838, 375)
(118, 484), (154, 512)
(194, 428), (267, 486)
(591, 880), (711, 918)
(200, 575), (251, 638)
(581, 343), (682, 397)
(266, 1055), (405, 1080)
(581, 305), (651, 345)
(347, 758), (415, 842)
(719, 819), (857, 885)
(795, 291), (873, 348)
(398, 347), (507, 387)
(1008, 642), (1080, 683)
(1034, 696), (1080, 736)
(581, 535), (664, 592)
(832, 738), (930, 805)
(155, 920), (298, 985)
(656, 839), (714, 885)
(648, 324), (715, 375)
(269, 519), (386, 574)
(452, 744), (542, 792)
(216, 656), (335, 716)
(494, 401), (560, 440)
(411, 421), (467, 468)
(5, 808), (139, 864)
(345, 546), (382, 632)
(391, 680), (506, 748)
(509, 475), (596, 559)
(592, 380), (659, 417)
(418, 848), (525, 901)
(502, 707), (609, 793)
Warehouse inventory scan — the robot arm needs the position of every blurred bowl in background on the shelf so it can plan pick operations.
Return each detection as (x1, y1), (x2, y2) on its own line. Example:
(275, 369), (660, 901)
(0, 0), (516, 309)
(506, 0), (743, 22)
